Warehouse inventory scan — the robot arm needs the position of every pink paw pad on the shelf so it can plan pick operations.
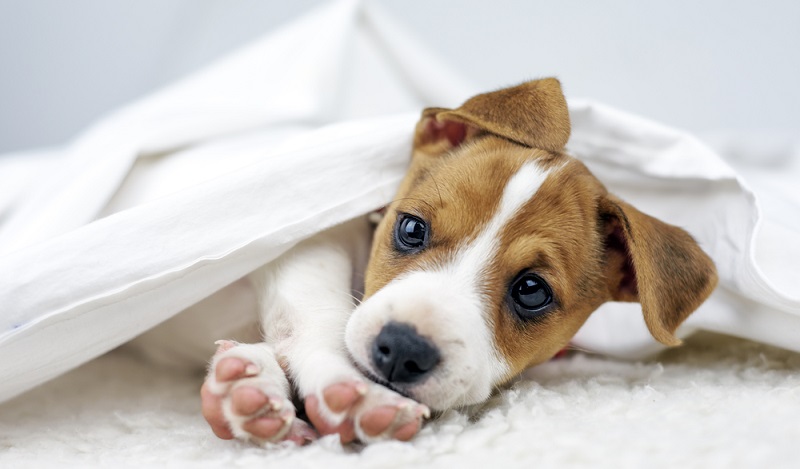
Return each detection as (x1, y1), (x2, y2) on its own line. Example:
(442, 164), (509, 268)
(307, 380), (430, 443)
(204, 341), (315, 445)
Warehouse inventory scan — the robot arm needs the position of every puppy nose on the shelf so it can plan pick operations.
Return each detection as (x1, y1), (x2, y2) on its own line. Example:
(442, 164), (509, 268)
(371, 322), (440, 383)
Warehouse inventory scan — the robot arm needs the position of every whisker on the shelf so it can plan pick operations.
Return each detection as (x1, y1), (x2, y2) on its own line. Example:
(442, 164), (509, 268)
(347, 292), (364, 306)
(564, 343), (593, 354)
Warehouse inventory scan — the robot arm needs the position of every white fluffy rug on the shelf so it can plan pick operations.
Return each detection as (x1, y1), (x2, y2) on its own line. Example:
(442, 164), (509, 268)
(2, 332), (799, 468)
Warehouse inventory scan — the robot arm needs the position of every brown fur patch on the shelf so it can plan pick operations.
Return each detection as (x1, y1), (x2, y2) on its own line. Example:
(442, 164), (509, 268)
(365, 138), (516, 297)
(487, 159), (610, 379)
(599, 197), (719, 346)
(413, 79), (571, 157)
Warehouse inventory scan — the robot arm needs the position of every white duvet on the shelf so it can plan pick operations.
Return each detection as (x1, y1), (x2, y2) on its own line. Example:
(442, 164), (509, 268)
(0, 0), (798, 405)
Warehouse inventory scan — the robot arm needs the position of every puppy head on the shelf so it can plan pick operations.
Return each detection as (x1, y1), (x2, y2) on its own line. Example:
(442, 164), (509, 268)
(345, 79), (717, 410)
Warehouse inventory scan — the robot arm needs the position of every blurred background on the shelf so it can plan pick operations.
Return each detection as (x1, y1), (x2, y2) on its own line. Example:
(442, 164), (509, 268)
(0, 0), (798, 154)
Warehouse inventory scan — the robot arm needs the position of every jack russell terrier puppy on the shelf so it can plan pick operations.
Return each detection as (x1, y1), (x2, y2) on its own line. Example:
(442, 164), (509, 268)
(200, 78), (718, 445)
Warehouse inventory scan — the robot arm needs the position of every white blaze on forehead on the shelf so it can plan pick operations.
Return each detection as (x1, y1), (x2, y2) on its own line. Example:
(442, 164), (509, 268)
(439, 161), (554, 382)
(450, 161), (553, 277)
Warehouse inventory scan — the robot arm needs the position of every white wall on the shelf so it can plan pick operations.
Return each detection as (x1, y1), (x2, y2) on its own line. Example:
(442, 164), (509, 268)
(1, 0), (798, 153)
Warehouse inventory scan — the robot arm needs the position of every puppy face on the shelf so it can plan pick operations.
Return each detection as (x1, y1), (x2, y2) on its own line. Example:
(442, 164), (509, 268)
(345, 79), (717, 410)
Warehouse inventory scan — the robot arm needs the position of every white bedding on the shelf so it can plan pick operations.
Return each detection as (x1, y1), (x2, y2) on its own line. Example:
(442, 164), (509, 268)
(0, 0), (798, 443)
(3, 333), (799, 468)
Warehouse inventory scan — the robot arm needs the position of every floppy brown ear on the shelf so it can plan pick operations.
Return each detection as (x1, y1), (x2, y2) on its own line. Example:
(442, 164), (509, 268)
(600, 196), (718, 346)
(413, 78), (571, 156)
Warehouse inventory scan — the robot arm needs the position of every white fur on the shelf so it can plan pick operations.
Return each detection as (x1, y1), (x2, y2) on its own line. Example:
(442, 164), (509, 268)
(205, 218), (428, 443)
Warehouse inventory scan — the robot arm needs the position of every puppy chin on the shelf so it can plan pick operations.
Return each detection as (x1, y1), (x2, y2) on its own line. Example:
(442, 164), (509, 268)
(344, 272), (508, 410)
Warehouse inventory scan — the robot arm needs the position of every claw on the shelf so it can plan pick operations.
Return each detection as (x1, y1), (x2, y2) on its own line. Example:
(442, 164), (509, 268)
(214, 339), (238, 353)
(269, 397), (283, 411)
(418, 405), (431, 419)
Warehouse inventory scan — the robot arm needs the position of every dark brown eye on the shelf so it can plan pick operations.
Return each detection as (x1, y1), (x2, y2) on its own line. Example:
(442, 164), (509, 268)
(394, 215), (428, 252)
(509, 272), (553, 320)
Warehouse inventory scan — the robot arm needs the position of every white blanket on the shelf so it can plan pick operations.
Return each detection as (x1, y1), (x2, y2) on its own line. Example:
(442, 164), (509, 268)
(0, 0), (798, 407)
(3, 333), (799, 468)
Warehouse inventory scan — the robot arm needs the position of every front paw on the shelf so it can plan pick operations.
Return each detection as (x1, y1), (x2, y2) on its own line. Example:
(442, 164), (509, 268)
(202, 341), (316, 445)
(304, 380), (430, 443)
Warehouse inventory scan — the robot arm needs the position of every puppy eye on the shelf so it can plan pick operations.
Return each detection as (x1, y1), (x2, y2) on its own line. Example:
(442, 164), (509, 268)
(509, 272), (553, 319)
(394, 214), (428, 252)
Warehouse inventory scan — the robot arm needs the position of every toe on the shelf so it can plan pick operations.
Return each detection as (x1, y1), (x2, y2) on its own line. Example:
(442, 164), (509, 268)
(200, 382), (234, 440)
(337, 420), (356, 444)
(392, 421), (420, 441)
(323, 382), (366, 413)
(215, 357), (247, 382)
(359, 406), (399, 437)
(242, 416), (288, 440)
(305, 394), (357, 444)
(231, 386), (269, 416)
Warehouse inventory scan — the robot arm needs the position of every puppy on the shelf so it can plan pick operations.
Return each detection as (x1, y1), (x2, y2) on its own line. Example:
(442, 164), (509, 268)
(200, 78), (717, 445)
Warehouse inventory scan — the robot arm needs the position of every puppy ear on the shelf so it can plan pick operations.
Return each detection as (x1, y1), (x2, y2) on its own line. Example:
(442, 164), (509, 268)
(413, 78), (571, 155)
(599, 196), (718, 346)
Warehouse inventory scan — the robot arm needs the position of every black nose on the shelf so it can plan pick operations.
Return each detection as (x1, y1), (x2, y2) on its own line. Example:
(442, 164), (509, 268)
(371, 322), (440, 383)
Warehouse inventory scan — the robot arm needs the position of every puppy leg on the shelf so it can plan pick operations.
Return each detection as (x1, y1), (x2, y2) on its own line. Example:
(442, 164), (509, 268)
(256, 220), (429, 443)
(202, 340), (316, 445)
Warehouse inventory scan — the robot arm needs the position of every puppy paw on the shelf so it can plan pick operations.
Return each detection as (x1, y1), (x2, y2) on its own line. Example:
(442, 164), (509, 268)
(305, 380), (429, 443)
(202, 341), (317, 445)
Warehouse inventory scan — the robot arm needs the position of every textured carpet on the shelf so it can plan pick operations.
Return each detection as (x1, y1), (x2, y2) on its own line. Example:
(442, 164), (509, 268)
(2, 332), (799, 468)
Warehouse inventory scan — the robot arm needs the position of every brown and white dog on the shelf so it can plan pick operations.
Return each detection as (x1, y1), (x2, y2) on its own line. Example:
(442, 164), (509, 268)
(200, 78), (718, 445)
